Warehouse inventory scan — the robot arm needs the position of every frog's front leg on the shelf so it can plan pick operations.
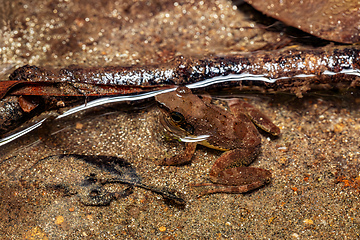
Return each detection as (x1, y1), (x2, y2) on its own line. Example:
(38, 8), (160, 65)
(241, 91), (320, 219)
(192, 148), (272, 196)
(156, 142), (197, 166)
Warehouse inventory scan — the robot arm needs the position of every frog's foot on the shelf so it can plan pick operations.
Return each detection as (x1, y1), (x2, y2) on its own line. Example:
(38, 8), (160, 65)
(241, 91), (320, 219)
(155, 142), (197, 166)
(190, 167), (271, 196)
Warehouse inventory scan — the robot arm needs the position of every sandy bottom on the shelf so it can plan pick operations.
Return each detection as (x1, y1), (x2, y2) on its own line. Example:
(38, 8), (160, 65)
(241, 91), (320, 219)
(1, 89), (360, 239)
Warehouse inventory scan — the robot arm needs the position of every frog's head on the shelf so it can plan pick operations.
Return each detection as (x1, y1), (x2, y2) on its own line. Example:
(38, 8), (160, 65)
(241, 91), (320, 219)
(155, 86), (205, 136)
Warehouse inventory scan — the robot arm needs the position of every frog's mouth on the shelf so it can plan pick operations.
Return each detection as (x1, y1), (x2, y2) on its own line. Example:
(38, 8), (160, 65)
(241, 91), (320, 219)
(159, 113), (210, 143)
(160, 113), (192, 138)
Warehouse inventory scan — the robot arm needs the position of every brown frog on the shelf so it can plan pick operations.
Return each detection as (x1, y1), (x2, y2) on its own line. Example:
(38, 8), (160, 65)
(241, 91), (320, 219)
(155, 86), (280, 196)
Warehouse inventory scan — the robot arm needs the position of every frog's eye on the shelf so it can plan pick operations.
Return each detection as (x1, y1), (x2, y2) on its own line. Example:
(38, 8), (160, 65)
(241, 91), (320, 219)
(170, 112), (184, 123)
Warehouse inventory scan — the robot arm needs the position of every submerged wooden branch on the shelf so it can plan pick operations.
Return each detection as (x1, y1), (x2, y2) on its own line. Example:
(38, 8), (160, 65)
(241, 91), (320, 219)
(4, 45), (360, 99)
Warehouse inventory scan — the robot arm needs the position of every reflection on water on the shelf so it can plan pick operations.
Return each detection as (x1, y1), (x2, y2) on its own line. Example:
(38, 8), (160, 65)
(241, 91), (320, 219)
(1, 85), (359, 155)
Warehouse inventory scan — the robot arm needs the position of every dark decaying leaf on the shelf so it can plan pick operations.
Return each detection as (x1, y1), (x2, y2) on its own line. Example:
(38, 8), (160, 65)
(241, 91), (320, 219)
(0, 80), (23, 99)
(20, 154), (185, 206)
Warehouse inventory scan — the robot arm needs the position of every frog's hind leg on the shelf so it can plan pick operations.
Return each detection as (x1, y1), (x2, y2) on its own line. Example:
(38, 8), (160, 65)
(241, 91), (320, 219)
(156, 142), (197, 166)
(228, 99), (280, 136)
(191, 148), (271, 195)
(191, 165), (271, 196)
(209, 147), (259, 179)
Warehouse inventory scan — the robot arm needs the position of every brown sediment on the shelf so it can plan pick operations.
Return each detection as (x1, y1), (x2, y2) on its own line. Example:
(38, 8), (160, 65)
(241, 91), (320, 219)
(8, 46), (360, 97)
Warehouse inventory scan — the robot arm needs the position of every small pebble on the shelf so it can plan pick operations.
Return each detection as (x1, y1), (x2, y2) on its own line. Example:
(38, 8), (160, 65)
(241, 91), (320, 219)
(55, 215), (64, 225)
(303, 219), (313, 225)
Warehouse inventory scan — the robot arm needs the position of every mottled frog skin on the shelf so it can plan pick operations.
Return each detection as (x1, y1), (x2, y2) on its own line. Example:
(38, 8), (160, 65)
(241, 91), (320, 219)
(155, 86), (280, 196)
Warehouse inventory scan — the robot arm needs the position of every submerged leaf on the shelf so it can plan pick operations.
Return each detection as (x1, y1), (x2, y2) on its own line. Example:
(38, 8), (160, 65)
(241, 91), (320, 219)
(244, 0), (360, 43)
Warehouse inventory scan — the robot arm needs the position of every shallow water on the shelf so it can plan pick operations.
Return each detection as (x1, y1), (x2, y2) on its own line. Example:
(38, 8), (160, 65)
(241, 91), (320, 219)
(1, 88), (360, 239)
